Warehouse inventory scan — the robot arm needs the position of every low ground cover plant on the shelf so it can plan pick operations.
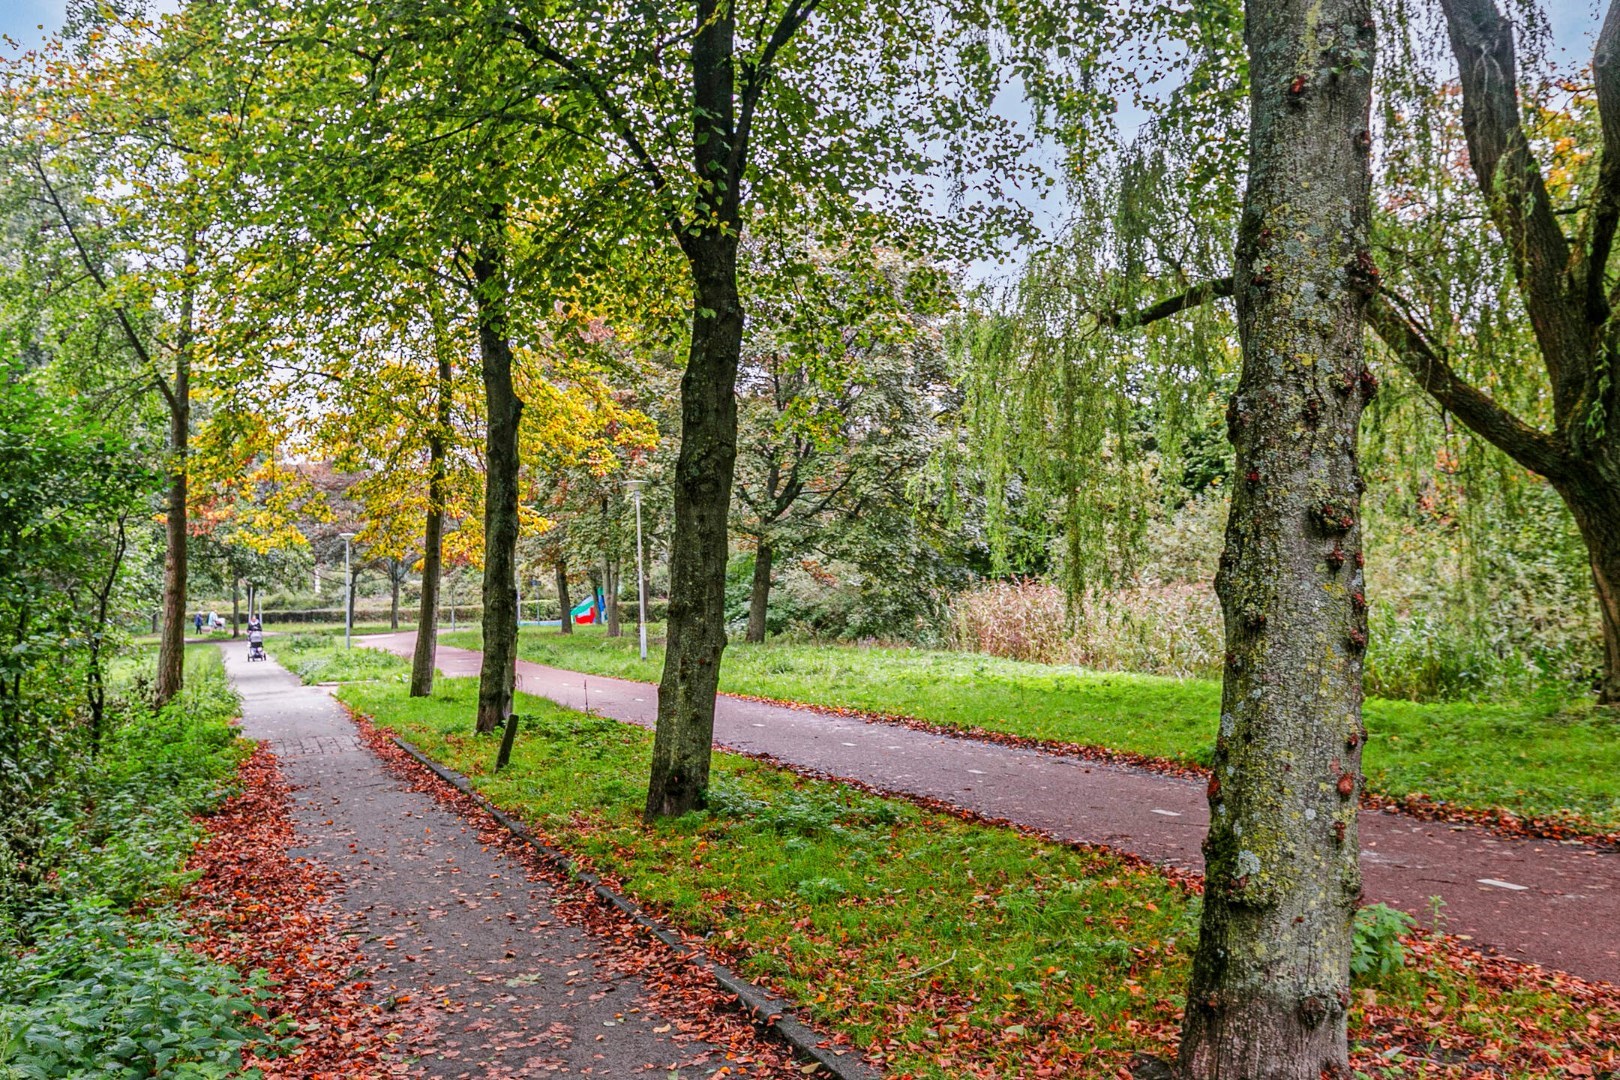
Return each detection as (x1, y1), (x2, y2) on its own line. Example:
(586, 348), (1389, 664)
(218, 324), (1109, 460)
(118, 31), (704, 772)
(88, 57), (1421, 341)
(0, 648), (286, 1078)
(340, 674), (1618, 1078)
(441, 626), (1620, 832)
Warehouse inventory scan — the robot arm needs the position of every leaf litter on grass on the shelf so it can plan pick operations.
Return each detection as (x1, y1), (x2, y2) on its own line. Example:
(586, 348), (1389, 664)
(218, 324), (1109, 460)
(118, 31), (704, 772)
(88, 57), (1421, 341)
(337, 676), (1620, 1079)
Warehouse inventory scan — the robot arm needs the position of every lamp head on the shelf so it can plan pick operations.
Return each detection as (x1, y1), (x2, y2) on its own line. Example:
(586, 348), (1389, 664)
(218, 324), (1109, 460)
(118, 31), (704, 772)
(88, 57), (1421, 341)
(339, 531), (357, 541)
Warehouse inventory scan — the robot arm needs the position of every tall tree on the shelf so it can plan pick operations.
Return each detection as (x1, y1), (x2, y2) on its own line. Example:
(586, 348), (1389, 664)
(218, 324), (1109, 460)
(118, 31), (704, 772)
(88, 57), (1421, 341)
(3, 9), (254, 705)
(1177, 0), (1374, 1073)
(496, 0), (1063, 818)
(1363, 0), (1620, 703)
(733, 247), (953, 641)
(1061, 0), (1620, 703)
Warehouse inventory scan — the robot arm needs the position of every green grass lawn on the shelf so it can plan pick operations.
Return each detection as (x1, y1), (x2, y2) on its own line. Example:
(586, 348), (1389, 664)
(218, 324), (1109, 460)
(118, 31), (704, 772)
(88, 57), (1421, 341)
(436, 626), (1620, 831)
(317, 655), (1616, 1079)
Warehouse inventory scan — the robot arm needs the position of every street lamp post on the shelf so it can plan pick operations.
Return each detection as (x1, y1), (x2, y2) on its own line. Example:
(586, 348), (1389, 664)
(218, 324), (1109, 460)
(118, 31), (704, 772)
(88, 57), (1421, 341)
(340, 532), (356, 649)
(624, 479), (648, 661)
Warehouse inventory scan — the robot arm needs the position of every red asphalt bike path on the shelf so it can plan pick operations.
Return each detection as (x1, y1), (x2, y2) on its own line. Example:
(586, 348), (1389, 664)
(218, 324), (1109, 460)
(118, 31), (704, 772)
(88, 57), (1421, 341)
(362, 631), (1620, 986)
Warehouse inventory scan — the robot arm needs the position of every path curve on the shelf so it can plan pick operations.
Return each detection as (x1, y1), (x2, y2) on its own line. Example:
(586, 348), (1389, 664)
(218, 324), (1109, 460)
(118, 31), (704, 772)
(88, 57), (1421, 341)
(222, 641), (747, 1078)
(365, 631), (1620, 986)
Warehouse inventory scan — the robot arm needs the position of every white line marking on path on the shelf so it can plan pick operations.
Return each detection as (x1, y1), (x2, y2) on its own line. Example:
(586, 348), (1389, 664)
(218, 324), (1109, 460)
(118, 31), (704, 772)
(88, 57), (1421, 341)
(967, 768), (986, 774)
(1477, 878), (1530, 891)
(1151, 809), (1182, 817)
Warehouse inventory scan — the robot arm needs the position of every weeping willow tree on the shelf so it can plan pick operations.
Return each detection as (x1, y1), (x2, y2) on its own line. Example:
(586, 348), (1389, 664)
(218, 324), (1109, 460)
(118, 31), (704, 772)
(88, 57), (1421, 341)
(976, 0), (1615, 704)
(959, 150), (1242, 601)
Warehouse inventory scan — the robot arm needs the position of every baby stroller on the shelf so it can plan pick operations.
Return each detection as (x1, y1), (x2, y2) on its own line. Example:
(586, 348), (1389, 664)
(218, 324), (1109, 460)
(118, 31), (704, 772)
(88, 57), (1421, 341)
(246, 626), (267, 662)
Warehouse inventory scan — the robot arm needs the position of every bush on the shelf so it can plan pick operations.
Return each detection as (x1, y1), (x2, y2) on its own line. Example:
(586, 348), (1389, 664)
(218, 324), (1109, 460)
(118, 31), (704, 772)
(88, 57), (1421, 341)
(0, 647), (283, 1076)
(949, 578), (1223, 679)
(1351, 903), (1417, 983)
(0, 902), (278, 1079)
(947, 489), (1601, 704)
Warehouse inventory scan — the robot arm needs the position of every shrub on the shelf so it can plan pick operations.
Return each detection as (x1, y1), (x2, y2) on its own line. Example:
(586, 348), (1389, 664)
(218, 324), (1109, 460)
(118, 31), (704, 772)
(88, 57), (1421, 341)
(948, 489), (1601, 703)
(0, 902), (279, 1078)
(1350, 903), (1417, 982)
(0, 647), (284, 1076)
(949, 578), (1223, 679)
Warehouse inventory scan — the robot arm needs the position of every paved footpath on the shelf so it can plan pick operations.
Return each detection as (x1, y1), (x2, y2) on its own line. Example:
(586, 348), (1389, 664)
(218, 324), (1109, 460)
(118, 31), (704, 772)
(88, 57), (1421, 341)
(222, 642), (742, 1078)
(364, 631), (1620, 986)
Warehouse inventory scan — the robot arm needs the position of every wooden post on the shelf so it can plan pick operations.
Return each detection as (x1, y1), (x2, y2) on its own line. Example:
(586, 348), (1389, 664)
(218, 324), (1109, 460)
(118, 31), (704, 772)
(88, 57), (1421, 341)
(495, 712), (520, 771)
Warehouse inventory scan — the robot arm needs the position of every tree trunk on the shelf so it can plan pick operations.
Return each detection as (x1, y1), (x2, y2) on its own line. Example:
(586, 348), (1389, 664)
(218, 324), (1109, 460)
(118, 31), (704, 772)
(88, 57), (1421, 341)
(555, 558), (572, 635)
(87, 513), (129, 752)
(645, 0), (746, 820)
(231, 576), (240, 638)
(647, 249), (744, 819)
(473, 212), (523, 735)
(745, 539), (772, 644)
(390, 563), (401, 630)
(153, 289), (192, 708)
(1563, 476), (1620, 704)
(605, 560), (622, 637)
(411, 345), (453, 698)
(1177, 0), (1374, 1076)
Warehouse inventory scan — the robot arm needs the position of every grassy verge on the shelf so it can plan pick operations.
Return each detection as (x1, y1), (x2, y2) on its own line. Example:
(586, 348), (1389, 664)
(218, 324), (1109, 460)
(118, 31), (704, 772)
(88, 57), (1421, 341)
(0, 647), (287, 1076)
(337, 669), (1617, 1079)
(268, 631), (417, 685)
(439, 626), (1620, 831)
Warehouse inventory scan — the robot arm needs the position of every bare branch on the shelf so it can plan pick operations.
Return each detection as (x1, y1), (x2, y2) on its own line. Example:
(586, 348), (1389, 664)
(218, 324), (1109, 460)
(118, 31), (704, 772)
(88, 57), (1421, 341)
(1438, 0), (1582, 389)
(1098, 276), (1235, 329)
(1366, 290), (1572, 481)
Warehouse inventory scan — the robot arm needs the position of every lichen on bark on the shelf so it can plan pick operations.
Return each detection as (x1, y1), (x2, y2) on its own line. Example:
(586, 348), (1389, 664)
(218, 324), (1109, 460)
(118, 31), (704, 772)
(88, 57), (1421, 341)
(1177, 0), (1375, 1075)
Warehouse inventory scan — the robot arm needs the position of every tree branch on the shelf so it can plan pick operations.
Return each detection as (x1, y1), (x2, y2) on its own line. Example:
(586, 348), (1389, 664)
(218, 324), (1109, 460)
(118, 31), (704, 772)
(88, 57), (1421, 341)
(30, 158), (176, 408)
(1591, 0), (1620, 323)
(732, 0), (821, 182)
(499, 16), (683, 241)
(1438, 0), (1582, 391)
(1098, 276), (1234, 329)
(1366, 290), (1572, 481)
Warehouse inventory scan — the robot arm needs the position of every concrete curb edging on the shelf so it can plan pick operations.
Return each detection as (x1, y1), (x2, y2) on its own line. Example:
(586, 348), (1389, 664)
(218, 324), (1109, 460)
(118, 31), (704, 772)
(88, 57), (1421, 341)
(388, 736), (881, 1080)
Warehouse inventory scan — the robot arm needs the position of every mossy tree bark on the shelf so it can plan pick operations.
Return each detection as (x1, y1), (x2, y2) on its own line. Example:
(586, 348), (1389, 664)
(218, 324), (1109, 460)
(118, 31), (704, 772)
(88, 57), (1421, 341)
(555, 556), (572, 635)
(153, 287), (192, 707)
(411, 344), (454, 698)
(745, 539), (773, 644)
(473, 209), (523, 735)
(1177, 0), (1374, 1075)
